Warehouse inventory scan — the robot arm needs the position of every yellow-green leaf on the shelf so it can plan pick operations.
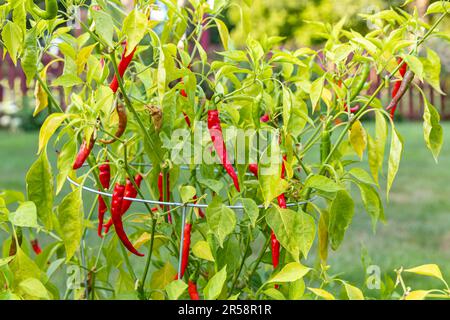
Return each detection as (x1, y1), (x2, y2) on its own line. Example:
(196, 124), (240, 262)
(349, 120), (367, 159)
(57, 189), (82, 261)
(192, 240), (215, 262)
(343, 282), (364, 300)
(38, 113), (68, 155)
(405, 290), (432, 300)
(204, 266), (227, 300)
(18, 278), (50, 300)
(122, 9), (147, 55)
(150, 262), (177, 300)
(387, 128), (403, 199)
(308, 287), (335, 300)
(404, 264), (444, 282)
(26, 149), (54, 230)
(267, 262), (310, 284)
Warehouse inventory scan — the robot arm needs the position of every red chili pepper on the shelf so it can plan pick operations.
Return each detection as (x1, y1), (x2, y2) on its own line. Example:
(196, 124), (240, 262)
(389, 58), (408, 119)
(270, 231), (280, 269)
(260, 114), (270, 123)
(183, 112), (191, 127)
(207, 109), (240, 192)
(109, 43), (137, 94)
(30, 239), (42, 255)
(99, 104), (128, 144)
(188, 280), (200, 300)
(121, 174), (143, 213)
(248, 163), (258, 177)
(111, 183), (144, 257)
(176, 222), (192, 279)
(97, 161), (111, 238)
(73, 134), (95, 170)
(104, 174), (143, 234)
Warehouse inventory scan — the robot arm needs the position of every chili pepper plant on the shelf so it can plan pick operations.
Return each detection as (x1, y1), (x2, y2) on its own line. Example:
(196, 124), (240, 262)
(0, 0), (449, 300)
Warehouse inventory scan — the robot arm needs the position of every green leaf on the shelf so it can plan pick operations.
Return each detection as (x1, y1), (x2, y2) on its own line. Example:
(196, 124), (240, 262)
(422, 97), (443, 162)
(357, 183), (384, 230)
(18, 278), (50, 300)
(206, 197), (236, 247)
(57, 189), (82, 261)
(266, 207), (316, 260)
(387, 128), (403, 198)
(76, 44), (97, 75)
(9, 201), (39, 228)
(304, 175), (342, 193)
(21, 30), (38, 85)
(267, 262), (310, 284)
(403, 55), (423, 81)
(26, 150), (54, 230)
(9, 247), (47, 285)
(52, 74), (83, 87)
(179, 186), (196, 203)
(421, 48), (444, 95)
(122, 9), (148, 55)
(349, 120), (367, 159)
(310, 76), (324, 112)
(342, 282), (364, 300)
(38, 113), (68, 154)
(288, 278), (305, 300)
(328, 190), (354, 250)
(56, 139), (76, 194)
(92, 9), (114, 48)
(348, 168), (375, 186)
(308, 287), (335, 300)
(192, 241), (215, 262)
(150, 262), (177, 300)
(404, 264), (445, 282)
(0, 256), (15, 267)
(241, 198), (259, 227)
(426, 1), (450, 14)
(1, 21), (23, 64)
(405, 290), (432, 300)
(204, 266), (227, 300)
(263, 288), (286, 300)
(165, 280), (187, 300)
(214, 18), (230, 50)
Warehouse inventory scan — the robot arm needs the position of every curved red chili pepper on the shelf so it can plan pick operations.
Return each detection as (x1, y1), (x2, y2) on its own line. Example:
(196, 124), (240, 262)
(73, 134), (95, 170)
(207, 109), (240, 192)
(121, 174), (143, 214)
(30, 239), (42, 255)
(389, 57), (408, 119)
(109, 43), (137, 94)
(111, 183), (144, 257)
(175, 222), (192, 280)
(183, 112), (191, 127)
(103, 174), (143, 234)
(97, 161), (110, 238)
(188, 280), (200, 300)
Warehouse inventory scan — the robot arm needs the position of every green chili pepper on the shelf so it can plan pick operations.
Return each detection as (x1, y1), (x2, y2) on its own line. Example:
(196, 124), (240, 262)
(31, 0), (58, 20)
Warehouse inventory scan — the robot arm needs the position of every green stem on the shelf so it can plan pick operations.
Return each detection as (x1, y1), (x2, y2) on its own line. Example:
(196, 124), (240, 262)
(229, 229), (251, 297)
(109, 52), (163, 164)
(138, 218), (157, 299)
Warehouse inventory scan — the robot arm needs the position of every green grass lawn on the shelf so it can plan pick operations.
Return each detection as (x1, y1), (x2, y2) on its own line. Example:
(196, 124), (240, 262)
(1, 123), (449, 293)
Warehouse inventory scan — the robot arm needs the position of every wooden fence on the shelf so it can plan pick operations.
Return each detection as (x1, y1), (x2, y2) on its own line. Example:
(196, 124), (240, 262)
(0, 49), (448, 120)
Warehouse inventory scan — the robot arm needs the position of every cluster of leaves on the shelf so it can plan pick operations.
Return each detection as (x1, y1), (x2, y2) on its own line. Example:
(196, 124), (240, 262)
(0, 0), (449, 300)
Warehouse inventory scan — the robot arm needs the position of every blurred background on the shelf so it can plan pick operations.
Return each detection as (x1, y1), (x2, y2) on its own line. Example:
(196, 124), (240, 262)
(0, 0), (449, 288)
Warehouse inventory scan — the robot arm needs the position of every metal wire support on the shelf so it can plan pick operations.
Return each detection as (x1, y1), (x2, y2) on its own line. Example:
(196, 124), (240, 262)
(178, 205), (188, 279)
(67, 175), (316, 209)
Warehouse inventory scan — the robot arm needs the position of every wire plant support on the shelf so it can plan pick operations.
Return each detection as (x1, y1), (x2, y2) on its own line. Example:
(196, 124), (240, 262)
(67, 165), (316, 279)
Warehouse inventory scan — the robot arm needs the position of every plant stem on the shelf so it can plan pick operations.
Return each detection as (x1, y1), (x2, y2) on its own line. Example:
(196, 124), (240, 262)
(109, 52), (163, 164)
(138, 218), (157, 299)
(229, 229), (251, 297)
